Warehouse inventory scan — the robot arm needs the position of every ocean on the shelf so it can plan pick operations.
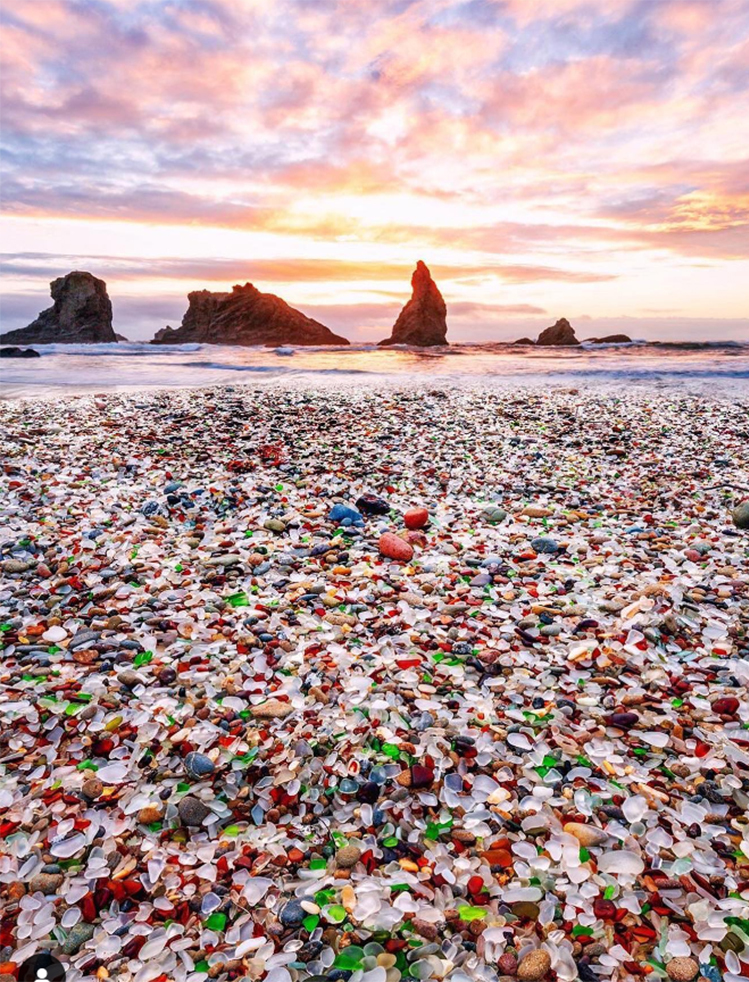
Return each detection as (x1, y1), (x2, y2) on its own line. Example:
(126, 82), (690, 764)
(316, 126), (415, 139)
(2, 339), (748, 399)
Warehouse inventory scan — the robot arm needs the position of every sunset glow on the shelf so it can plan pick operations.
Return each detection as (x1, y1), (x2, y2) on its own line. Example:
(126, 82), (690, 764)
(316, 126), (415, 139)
(1, 0), (748, 341)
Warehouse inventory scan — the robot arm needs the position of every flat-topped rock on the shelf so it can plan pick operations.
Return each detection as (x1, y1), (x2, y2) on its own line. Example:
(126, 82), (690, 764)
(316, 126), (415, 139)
(588, 333), (632, 343)
(151, 282), (349, 346)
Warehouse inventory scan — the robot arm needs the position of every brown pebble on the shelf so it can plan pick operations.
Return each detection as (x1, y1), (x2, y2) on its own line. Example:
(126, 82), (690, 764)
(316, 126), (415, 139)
(410, 917), (440, 940)
(137, 804), (164, 824)
(666, 957), (699, 982)
(82, 777), (104, 799)
(336, 844), (362, 868)
(250, 699), (293, 719)
(517, 949), (551, 981)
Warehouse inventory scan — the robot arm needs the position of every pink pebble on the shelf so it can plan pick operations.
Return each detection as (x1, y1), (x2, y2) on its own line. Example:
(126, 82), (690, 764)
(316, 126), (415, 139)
(404, 507), (429, 530)
(379, 532), (414, 562)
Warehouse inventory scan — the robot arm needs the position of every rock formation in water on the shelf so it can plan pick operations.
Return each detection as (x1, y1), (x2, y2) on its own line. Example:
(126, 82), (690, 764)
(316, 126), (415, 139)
(0, 271), (116, 345)
(378, 261), (447, 347)
(0, 346), (41, 358)
(536, 318), (579, 346)
(587, 333), (632, 344)
(512, 337), (535, 345)
(151, 283), (349, 346)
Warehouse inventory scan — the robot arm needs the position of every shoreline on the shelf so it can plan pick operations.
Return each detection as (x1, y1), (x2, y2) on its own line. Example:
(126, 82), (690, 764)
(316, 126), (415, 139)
(1, 386), (749, 979)
(3, 375), (749, 406)
(2, 341), (749, 404)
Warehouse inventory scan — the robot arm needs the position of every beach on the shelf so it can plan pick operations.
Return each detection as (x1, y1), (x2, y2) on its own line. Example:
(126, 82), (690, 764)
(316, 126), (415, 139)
(1, 382), (749, 980)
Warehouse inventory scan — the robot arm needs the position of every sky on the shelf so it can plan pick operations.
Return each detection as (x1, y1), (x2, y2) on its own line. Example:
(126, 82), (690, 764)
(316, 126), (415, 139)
(1, 0), (748, 343)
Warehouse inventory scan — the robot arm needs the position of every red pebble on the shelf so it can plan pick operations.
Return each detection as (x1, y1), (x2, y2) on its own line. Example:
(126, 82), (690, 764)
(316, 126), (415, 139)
(712, 696), (740, 716)
(378, 532), (414, 562)
(594, 897), (617, 919)
(410, 764), (435, 788)
(404, 507), (429, 530)
(467, 875), (484, 896)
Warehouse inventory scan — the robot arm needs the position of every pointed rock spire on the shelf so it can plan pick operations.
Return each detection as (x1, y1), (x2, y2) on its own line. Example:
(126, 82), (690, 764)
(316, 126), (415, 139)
(378, 261), (447, 346)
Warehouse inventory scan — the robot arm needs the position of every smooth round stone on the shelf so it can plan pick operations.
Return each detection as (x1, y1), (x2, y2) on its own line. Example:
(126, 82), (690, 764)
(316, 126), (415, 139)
(43, 625), (68, 643)
(517, 949), (551, 981)
(531, 536), (559, 554)
(81, 777), (104, 799)
(264, 518), (286, 532)
(665, 957), (699, 982)
(250, 698), (293, 719)
(732, 500), (749, 529)
(177, 796), (211, 826)
(404, 507), (429, 530)
(563, 821), (609, 847)
(711, 696), (739, 716)
(185, 752), (215, 780)
(498, 953), (518, 975)
(336, 844), (362, 868)
(280, 899), (307, 927)
(481, 506), (507, 523)
(29, 872), (64, 894)
(378, 532), (413, 562)
(540, 623), (561, 636)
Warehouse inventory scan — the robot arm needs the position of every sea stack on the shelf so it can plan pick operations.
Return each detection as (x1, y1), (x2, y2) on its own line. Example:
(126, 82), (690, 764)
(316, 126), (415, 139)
(536, 317), (579, 346)
(0, 271), (116, 345)
(151, 283), (349, 346)
(587, 333), (632, 344)
(378, 261), (447, 347)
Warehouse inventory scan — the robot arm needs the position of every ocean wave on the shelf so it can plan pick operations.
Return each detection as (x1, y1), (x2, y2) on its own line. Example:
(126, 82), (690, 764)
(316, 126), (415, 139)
(31, 342), (204, 355)
(180, 361), (373, 375)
